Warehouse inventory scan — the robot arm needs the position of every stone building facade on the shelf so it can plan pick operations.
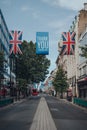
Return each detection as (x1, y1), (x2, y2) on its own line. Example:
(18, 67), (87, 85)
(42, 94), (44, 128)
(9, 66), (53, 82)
(56, 3), (87, 98)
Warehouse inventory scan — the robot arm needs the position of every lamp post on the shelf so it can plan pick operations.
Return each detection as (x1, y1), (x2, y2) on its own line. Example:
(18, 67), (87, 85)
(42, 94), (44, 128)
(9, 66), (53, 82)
(9, 55), (13, 97)
(15, 55), (18, 100)
(9, 54), (16, 98)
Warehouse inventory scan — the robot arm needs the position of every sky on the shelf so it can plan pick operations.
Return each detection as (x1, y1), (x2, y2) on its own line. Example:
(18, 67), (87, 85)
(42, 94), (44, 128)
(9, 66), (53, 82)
(0, 0), (87, 75)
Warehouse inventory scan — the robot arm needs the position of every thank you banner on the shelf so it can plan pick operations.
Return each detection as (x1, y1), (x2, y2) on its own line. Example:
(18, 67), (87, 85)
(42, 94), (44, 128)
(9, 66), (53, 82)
(36, 32), (49, 55)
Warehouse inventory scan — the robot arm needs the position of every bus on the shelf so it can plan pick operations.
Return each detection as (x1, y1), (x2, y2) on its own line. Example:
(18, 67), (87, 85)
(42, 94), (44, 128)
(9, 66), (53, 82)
(31, 88), (39, 96)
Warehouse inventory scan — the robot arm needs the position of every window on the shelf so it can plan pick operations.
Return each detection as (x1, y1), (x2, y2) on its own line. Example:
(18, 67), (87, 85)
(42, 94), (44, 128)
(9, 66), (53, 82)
(83, 65), (86, 75)
(79, 68), (82, 76)
(79, 32), (87, 64)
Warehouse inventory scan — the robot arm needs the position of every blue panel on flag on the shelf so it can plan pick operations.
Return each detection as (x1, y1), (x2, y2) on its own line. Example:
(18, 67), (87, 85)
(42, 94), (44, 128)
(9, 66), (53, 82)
(36, 32), (49, 55)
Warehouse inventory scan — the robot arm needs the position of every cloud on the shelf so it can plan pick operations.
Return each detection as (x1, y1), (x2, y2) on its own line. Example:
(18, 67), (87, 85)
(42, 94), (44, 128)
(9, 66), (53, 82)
(59, 0), (87, 10)
(42, 0), (87, 10)
(21, 6), (30, 11)
(21, 5), (33, 12)
(21, 6), (39, 19)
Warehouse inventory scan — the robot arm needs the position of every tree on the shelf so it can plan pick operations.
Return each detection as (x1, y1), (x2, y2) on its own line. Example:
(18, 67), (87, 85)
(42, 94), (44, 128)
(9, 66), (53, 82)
(52, 66), (68, 98)
(80, 44), (87, 58)
(17, 40), (50, 84)
(17, 78), (27, 98)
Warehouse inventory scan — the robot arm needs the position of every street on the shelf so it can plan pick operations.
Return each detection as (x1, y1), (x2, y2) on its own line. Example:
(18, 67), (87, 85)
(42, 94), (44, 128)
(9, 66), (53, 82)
(0, 94), (87, 130)
(0, 96), (40, 130)
(46, 95), (87, 130)
(0, 1), (87, 130)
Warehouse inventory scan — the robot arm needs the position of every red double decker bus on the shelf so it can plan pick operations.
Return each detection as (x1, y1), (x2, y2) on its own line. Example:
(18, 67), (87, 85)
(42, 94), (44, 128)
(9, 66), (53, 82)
(31, 88), (39, 96)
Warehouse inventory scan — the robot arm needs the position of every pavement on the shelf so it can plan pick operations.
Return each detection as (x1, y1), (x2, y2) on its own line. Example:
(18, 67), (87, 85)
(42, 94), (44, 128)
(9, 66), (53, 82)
(59, 97), (87, 111)
(30, 97), (57, 130)
(0, 98), (27, 111)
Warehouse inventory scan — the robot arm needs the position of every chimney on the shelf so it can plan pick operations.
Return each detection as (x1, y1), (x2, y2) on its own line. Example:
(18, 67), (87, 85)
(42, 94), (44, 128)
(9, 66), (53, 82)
(84, 3), (87, 10)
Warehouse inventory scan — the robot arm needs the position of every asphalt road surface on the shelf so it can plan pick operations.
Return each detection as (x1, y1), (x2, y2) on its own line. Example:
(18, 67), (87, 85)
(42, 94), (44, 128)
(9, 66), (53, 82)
(0, 96), (40, 130)
(45, 95), (87, 130)
(0, 94), (87, 130)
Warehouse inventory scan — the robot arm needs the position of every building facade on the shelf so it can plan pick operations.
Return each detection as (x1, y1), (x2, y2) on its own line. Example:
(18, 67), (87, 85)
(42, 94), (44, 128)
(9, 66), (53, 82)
(78, 27), (87, 99)
(56, 3), (87, 98)
(0, 9), (15, 87)
(0, 9), (10, 86)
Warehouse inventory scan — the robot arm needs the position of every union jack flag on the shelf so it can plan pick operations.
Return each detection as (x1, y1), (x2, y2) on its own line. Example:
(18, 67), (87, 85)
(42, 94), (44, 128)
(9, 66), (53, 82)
(61, 32), (75, 55)
(9, 31), (23, 54)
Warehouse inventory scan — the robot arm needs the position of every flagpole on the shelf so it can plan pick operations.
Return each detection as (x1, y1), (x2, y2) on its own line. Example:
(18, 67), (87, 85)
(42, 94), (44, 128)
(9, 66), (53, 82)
(9, 30), (23, 100)
(15, 54), (18, 100)
(9, 54), (14, 97)
(9, 55), (11, 95)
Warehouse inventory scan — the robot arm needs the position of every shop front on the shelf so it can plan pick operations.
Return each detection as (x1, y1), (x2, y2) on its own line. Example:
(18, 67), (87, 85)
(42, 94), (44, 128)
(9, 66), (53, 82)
(78, 77), (87, 99)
